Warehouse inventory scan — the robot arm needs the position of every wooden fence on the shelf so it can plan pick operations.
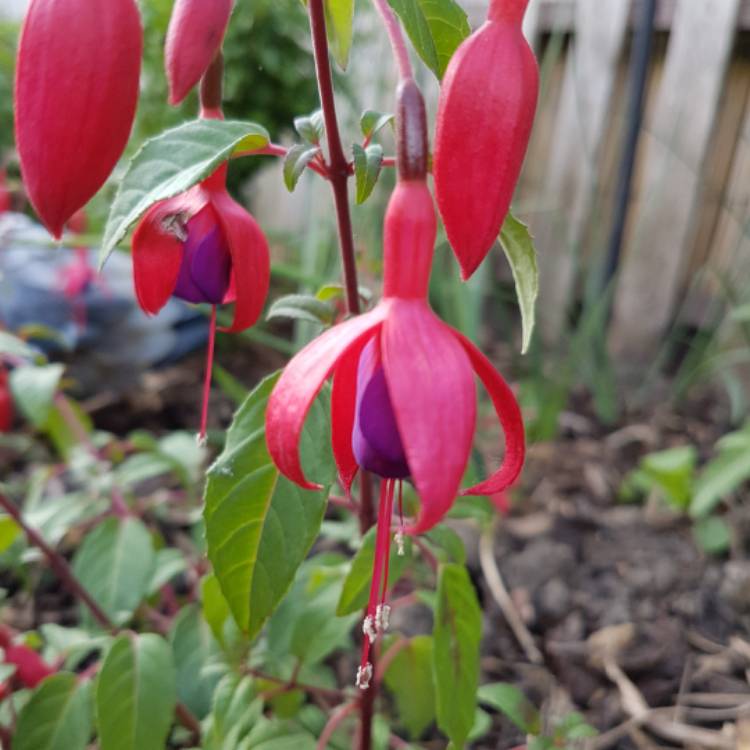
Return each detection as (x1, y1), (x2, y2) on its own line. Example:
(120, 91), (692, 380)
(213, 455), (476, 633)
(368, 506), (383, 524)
(512, 0), (750, 360)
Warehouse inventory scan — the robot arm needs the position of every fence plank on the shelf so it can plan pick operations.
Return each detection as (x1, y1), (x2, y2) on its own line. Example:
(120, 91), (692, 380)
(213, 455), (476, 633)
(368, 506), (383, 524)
(610, 0), (741, 359)
(531, 0), (630, 341)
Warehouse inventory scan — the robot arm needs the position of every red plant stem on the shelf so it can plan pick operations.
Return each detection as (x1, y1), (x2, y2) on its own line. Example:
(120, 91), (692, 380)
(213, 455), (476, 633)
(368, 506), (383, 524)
(316, 701), (358, 750)
(0, 491), (113, 629)
(371, 0), (413, 81)
(233, 144), (330, 178)
(308, 0), (360, 317)
(199, 305), (218, 443)
(307, 4), (377, 748)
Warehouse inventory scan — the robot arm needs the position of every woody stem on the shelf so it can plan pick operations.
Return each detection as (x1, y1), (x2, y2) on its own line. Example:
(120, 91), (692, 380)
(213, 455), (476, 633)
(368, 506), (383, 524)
(307, 4), (376, 749)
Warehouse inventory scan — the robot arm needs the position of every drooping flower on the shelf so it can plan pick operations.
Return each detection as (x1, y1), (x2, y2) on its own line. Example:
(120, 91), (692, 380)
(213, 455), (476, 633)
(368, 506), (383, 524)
(0, 368), (13, 433)
(14, 0), (142, 239)
(266, 80), (525, 688)
(132, 162), (269, 439)
(165, 0), (233, 106)
(433, 0), (538, 280)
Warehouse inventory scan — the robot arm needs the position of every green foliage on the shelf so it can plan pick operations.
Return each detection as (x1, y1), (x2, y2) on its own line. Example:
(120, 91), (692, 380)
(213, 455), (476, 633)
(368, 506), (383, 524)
(203, 374), (334, 638)
(500, 213), (540, 354)
(13, 674), (92, 750)
(387, 0), (471, 78)
(95, 634), (177, 750)
(384, 636), (436, 738)
(72, 518), (156, 627)
(353, 144), (385, 204)
(283, 145), (322, 191)
(433, 564), (482, 748)
(267, 294), (336, 327)
(9, 365), (64, 429)
(101, 119), (269, 262)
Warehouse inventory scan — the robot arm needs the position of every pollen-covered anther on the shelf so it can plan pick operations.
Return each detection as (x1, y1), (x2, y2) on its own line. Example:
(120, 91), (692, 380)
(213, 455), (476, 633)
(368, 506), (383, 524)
(363, 615), (377, 644)
(196, 433), (208, 448)
(394, 529), (405, 556)
(356, 663), (373, 690)
(375, 604), (391, 633)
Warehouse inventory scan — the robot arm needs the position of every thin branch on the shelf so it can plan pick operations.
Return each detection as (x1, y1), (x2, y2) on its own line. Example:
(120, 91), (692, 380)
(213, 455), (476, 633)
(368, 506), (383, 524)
(371, 0), (413, 81)
(244, 667), (347, 702)
(233, 143), (330, 179)
(479, 522), (543, 664)
(0, 492), (113, 630)
(316, 701), (358, 750)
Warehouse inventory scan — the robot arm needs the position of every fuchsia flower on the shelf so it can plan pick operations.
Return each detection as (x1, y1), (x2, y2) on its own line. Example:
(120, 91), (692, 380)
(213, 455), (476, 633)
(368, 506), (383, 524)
(165, 0), (234, 106)
(266, 80), (525, 688)
(433, 0), (538, 279)
(132, 159), (269, 439)
(14, 0), (142, 238)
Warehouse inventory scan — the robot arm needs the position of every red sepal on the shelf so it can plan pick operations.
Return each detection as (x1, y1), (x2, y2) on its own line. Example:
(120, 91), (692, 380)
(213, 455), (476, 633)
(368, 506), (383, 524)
(210, 187), (270, 333)
(266, 306), (388, 490)
(131, 191), (204, 315)
(15, 0), (142, 238)
(453, 331), (525, 496)
(165, 0), (233, 106)
(382, 300), (476, 534)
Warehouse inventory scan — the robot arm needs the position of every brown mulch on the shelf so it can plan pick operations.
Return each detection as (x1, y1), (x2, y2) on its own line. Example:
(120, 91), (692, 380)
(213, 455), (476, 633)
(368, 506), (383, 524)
(476, 391), (750, 749)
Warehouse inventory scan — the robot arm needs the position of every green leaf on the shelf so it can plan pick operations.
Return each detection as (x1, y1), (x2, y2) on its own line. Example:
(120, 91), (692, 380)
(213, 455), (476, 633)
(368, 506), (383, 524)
(294, 110), (325, 145)
(693, 515), (731, 555)
(267, 294), (335, 326)
(639, 446), (696, 510)
(0, 331), (39, 361)
(433, 563), (481, 748)
(691, 443), (750, 518)
(13, 673), (92, 750)
(500, 213), (539, 354)
(360, 110), (394, 139)
(384, 636), (436, 738)
(204, 373), (333, 638)
(283, 144), (321, 191)
(424, 525), (466, 565)
(0, 515), (20, 554)
(478, 682), (541, 734)
(147, 549), (188, 595)
(201, 573), (231, 646)
(72, 518), (156, 627)
(336, 526), (412, 615)
(204, 674), (261, 749)
(95, 634), (176, 750)
(169, 605), (222, 719)
(353, 144), (384, 204)
(101, 119), (270, 264)
(387, 0), (470, 78)
(324, 0), (356, 69)
(9, 364), (64, 428)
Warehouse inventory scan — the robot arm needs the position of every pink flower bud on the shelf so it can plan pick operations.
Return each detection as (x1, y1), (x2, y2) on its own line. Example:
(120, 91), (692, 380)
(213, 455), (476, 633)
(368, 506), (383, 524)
(165, 0), (233, 106)
(14, 0), (143, 239)
(433, 0), (538, 279)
